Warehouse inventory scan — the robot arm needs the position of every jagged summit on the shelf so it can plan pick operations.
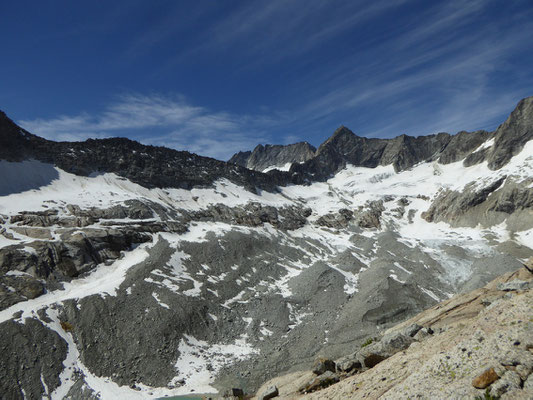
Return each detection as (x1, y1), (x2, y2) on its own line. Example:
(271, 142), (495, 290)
(487, 95), (533, 170)
(231, 96), (532, 179)
(229, 141), (316, 172)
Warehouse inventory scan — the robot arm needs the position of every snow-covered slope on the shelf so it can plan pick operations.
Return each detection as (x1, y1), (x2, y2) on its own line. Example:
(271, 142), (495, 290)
(1, 97), (533, 399)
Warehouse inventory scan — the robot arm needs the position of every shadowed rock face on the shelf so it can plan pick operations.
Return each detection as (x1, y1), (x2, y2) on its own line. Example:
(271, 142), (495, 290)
(487, 96), (533, 170)
(0, 112), (293, 192)
(229, 142), (316, 172)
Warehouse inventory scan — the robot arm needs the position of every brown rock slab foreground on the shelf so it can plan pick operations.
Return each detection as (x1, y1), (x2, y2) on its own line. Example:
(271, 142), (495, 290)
(472, 367), (500, 389)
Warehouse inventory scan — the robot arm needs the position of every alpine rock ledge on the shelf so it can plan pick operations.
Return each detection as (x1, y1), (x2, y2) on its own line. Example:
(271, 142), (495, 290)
(0, 96), (532, 399)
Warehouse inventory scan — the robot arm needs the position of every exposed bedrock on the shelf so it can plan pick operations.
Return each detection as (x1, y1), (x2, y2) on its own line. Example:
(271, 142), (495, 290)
(423, 177), (533, 229)
(229, 142), (316, 171)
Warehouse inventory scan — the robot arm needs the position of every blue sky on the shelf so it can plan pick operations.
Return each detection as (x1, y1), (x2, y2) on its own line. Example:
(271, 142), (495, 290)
(1, 0), (533, 160)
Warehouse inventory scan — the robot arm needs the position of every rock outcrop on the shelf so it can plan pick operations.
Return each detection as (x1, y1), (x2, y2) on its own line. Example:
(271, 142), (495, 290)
(487, 96), (533, 170)
(229, 142), (316, 172)
(0, 111), (291, 192)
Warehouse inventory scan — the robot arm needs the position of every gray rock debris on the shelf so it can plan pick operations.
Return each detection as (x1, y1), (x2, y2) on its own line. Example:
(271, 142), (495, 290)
(0, 317), (68, 399)
(497, 279), (530, 291)
(312, 358), (336, 375)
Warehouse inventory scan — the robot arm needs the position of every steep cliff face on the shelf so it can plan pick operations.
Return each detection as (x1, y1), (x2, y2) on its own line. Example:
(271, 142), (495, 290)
(487, 96), (533, 170)
(229, 142), (316, 172)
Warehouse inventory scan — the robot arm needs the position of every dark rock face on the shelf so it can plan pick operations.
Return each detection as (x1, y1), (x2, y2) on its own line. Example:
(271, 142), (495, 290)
(229, 142), (316, 171)
(0, 112), (291, 192)
(438, 130), (492, 164)
(487, 96), (533, 170)
(288, 126), (486, 182)
(0, 111), (36, 162)
(0, 318), (68, 399)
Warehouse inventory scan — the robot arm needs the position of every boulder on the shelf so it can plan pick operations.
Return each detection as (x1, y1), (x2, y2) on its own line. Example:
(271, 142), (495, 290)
(399, 323), (423, 337)
(357, 332), (414, 368)
(258, 385), (279, 400)
(413, 327), (434, 341)
(497, 280), (530, 291)
(299, 371), (339, 393)
(472, 367), (500, 389)
(489, 370), (521, 397)
(335, 354), (362, 373)
(312, 358), (336, 375)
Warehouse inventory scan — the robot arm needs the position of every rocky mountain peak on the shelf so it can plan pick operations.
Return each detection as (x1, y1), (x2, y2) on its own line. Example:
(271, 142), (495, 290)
(319, 126), (357, 148)
(0, 110), (36, 161)
(487, 96), (533, 170)
(229, 141), (316, 172)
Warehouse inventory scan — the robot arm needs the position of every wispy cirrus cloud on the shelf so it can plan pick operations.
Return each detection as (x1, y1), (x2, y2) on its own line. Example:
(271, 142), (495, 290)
(283, 0), (533, 140)
(152, 0), (410, 74)
(18, 94), (280, 160)
(14, 0), (533, 161)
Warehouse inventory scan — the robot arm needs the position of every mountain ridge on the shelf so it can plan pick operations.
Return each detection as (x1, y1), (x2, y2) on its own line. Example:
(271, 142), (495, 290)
(230, 97), (532, 179)
(1, 95), (532, 190)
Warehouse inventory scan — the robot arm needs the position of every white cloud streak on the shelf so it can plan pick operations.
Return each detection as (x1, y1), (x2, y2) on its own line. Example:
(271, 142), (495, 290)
(19, 94), (279, 160)
(17, 1), (533, 160)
